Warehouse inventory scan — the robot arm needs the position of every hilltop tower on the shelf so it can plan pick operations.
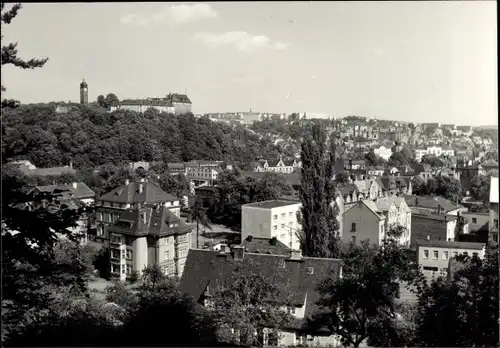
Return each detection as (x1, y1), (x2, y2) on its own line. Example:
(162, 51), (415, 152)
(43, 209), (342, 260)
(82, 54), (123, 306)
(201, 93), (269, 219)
(80, 79), (88, 104)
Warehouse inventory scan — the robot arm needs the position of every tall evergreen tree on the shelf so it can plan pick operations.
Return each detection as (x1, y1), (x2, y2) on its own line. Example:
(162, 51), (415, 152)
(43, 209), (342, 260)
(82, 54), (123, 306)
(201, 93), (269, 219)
(298, 124), (340, 258)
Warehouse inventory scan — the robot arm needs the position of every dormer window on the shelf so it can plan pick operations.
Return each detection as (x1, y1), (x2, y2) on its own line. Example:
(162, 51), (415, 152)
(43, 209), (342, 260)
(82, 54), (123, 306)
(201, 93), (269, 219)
(307, 267), (314, 275)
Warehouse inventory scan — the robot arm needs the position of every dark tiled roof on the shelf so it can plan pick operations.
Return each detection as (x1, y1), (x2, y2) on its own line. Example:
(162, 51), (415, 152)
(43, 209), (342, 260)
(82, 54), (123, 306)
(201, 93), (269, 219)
(121, 99), (173, 107)
(405, 195), (461, 212)
(416, 239), (485, 250)
(244, 200), (300, 209)
(34, 182), (95, 200)
(179, 249), (341, 319)
(241, 237), (291, 255)
(107, 205), (190, 238)
(99, 181), (177, 203)
(337, 184), (357, 196)
(166, 93), (192, 104)
(167, 162), (185, 170)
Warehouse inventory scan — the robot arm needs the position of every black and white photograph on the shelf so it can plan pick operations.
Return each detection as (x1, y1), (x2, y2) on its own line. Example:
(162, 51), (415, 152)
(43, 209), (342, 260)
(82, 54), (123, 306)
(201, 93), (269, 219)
(1, 1), (498, 347)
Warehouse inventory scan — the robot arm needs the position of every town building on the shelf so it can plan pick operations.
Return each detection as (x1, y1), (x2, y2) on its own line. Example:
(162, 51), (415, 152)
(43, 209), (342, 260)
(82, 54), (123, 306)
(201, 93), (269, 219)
(179, 247), (343, 347)
(185, 161), (221, 185)
(241, 235), (291, 255)
(342, 197), (411, 247)
(241, 200), (302, 252)
(110, 98), (176, 114)
(165, 93), (192, 114)
(341, 199), (386, 246)
(29, 182), (95, 245)
(252, 156), (301, 174)
(489, 176), (499, 244)
(91, 179), (181, 245)
(107, 203), (191, 281)
(373, 145), (393, 161)
(12, 160), (77, 177)
(411, 213), (468, 245)
(416, 239), (485, 279)
(414, 148), (427, 162)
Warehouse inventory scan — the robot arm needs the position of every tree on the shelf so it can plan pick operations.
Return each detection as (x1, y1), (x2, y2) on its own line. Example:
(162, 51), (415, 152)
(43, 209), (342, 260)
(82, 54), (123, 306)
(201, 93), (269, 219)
(104, 93), (119, 108)
(415, 249), (499, 347)
(306, 230), (425, 348)
(469, 174), (492, 204)
(365, 150), (385, 167)
(210, 258), (294, 346)
(298, 125), (340, 258)
(190, 199), (212, 249)
(421, 155), (444, 168)
(120, 265), (217, 347)
(96, 95), (106, 107)
(1, 3), (48, 104)
(434, 175), (461, 201)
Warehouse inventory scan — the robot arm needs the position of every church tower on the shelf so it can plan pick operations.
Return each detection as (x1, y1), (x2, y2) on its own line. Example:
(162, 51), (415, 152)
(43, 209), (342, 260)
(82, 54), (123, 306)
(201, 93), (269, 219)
(80, 79), (88, 104)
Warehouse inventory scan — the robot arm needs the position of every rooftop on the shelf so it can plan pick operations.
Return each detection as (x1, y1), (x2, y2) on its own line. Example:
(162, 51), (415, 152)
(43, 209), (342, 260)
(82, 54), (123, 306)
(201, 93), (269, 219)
(416, 239), (485, 250)
(241, 236), (291, 255)
(243, 200), (301, 209)
(99, 180), (177, 203)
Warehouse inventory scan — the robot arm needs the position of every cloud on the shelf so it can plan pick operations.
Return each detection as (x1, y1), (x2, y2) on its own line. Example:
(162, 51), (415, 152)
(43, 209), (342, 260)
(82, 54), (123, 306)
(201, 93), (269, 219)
(194, 31), (289, 52)
(120, 3), (217, 26)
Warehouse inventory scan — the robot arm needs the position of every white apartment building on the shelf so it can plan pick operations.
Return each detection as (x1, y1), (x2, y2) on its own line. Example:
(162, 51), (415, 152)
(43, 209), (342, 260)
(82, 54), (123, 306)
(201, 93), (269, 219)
(414, 148), (427, 162)
(374, 145), (393, 161)
(416, 239), (485, 279)
(426, 146), (442, 157)
(110, 99), (176, 114)
(241, 200), (302, 252)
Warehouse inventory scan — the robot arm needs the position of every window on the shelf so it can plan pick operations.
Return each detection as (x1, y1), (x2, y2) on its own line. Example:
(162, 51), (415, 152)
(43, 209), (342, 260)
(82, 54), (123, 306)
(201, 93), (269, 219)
(273, 225), (277, 231)
(495, 219), (499, 229)
(443, 251), (449, 260)
(273, 215), (278, 220)
(472, 252), (478, 257)
(351, 223), (356, 232)
(281, 213), (286, 218)
(126, 250), (132, 260)
(433, 250), (438, 259)
(179, 249), (187, 258)
(423, 250), (429, 259)
(281, 224), (285, 229)
(97, 225), (104, 236)
(463, 251), (469, 256)
(307, 267), (314, 275)
(126, 265), (132, 275)
(278, 259), (286, 268)
(352, 236), (356, 244)
(472, 218), (477, 224)
(453, 251), (458, 257)
(164, 251), (169, 261)
(111, 250), (120, 259)
(288, 306), (296, 315)
(97, 212), (103, 221)
(111, 264), (119, 274)
(178, 235), (187, 243)
(289, 212), (293, 216)
(280, 233), (286, 240)
(110, 235), (122, 244)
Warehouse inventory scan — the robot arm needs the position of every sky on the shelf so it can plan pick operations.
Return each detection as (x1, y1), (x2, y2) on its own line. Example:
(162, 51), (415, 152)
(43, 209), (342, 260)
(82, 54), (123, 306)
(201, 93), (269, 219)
(1, 1), (497, 125)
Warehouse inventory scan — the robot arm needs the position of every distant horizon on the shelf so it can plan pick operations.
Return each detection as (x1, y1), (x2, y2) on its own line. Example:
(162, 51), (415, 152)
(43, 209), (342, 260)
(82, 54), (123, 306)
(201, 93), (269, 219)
(2, 2), (497, 126)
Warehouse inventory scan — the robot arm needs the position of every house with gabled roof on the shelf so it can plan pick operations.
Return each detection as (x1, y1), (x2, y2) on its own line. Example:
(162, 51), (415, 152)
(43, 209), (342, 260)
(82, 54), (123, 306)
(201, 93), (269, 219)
(92, 178), (181, 245)
(354, 179), (383, 200)
(107, 203), (191, 281)
(252, 156), (300, 174)
(342, 199), (387, 246)
(179, 247), (343, 347)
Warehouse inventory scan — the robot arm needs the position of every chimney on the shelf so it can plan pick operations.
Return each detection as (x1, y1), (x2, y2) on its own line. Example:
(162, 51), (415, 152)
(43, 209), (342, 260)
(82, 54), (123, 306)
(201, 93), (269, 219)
(232, 245), (245, 261)
(270, 237), (277, 245)
(246, 235), (253, 242)
(125, 179), (130, 185)
(289, 249), (302, 260)
(437, 204), (442, 215)
(427, 235), (430, 240)
(69, 161), (73, 169)
(140, 178), (146, 182)
(142, 211), (147, 224)
(72, 182), (78, 189)
(139, 183), (143, 194)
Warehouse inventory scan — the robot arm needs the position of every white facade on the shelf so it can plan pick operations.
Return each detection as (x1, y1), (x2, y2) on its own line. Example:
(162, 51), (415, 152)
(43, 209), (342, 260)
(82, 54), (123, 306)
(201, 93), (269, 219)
(241, 200), (302, 251)
(110, 103), (175, 114)
(414, 149), (427, 162)
(426, 146), (442, 157)
(374, 145), (393, 161)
